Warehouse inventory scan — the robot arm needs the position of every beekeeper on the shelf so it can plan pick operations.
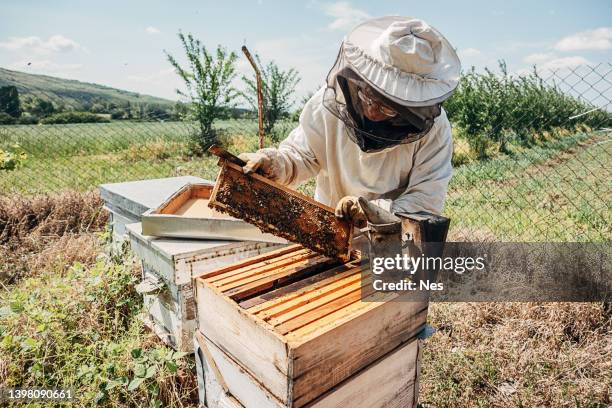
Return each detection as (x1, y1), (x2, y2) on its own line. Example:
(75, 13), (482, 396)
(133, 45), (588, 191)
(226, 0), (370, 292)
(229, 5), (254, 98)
(239, 16), (461, 226)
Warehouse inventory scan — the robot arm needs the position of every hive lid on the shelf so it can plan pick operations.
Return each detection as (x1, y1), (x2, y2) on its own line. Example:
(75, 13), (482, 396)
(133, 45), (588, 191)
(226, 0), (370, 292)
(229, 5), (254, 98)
(100, 176), (206, 219)
(142, 182), (287, 243)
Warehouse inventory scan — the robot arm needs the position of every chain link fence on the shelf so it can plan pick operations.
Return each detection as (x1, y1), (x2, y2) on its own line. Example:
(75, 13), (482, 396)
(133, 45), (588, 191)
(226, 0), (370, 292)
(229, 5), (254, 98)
(1, 64), (610, 242)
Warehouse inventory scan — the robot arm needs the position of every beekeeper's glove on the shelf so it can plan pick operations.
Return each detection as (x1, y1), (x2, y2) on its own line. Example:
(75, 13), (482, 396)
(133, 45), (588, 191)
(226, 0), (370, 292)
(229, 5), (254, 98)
(238, 151), (276, 178)
(335, 196), (367, 228)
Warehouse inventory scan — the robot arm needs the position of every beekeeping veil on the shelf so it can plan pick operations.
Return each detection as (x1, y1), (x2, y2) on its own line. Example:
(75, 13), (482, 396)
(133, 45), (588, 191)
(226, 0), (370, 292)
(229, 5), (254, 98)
(323, 16), (461, 152)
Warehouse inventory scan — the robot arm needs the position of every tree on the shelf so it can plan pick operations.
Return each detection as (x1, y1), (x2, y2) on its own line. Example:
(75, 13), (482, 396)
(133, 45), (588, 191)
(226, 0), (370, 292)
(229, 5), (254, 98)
(0, 86), (21, 118)
(242, 56), (300, 139)
(291, 89), (317, 121)
(166, 32), (238, 151)
(30, 98), (56, 118)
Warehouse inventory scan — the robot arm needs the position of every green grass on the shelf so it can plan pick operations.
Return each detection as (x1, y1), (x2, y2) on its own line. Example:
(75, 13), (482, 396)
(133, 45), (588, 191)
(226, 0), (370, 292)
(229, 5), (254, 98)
(1, 120), (609, 241)
(447, 131), (611, 241)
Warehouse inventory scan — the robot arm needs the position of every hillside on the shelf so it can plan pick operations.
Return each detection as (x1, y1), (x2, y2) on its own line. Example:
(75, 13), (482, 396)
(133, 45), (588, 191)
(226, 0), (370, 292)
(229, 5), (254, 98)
(0, 67), (174, 109)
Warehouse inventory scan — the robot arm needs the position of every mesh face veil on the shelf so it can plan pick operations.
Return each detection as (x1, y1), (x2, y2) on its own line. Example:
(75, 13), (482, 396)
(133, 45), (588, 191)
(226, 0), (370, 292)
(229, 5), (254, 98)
(323, 44), (444, 153)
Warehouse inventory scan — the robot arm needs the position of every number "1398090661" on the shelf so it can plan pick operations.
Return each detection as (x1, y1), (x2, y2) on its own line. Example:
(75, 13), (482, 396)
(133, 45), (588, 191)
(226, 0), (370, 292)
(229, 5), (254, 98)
(1, 388), (73, 401)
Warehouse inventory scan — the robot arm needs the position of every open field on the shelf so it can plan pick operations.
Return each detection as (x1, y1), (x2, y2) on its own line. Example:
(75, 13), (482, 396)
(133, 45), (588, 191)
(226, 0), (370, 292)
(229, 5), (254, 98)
(447, 131), (611, 241)
(0, 120), (270, 194)
(2, 120), (609, 241)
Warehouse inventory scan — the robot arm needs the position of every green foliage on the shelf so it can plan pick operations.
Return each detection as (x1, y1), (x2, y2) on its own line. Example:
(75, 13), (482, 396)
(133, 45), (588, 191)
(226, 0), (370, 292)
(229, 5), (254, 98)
(0, 111), (16, 124)
(40, 111), (110, 124)
(166, 31), (238, 151)
(17, 114), (39, 125)
(241, 56), (301, 140)
(30, 98), (56, 118)
(0, 245), (195, 406)
(0, 85), (21, 118)
(0, 144), (27, 171)
(445, 61), (611, 158)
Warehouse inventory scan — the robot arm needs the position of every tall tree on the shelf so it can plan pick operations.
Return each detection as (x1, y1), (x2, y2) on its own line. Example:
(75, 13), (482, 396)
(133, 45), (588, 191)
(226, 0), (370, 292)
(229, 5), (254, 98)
(0, 86), (21, 118)
(242, 56), (300, 139)
(166, 32), (238, 151)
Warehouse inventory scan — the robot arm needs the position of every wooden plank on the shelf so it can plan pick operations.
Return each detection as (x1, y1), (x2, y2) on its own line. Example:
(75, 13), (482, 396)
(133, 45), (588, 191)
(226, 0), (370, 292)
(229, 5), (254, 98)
(254, 267), (363, 319)
(273, 277), (374, 335)
(201, 244), (302, 280)
(225, 257), (339, 302)
(239, 262), (358, 310)
(196, 332), (284, 408)
(307, 339), (418, 408)
(289, 300), (428, 406)
(210, 249), (315, 286)
(208, 160), (351, 261)
(195, 280), (292, 404)
(219, 257), (324, 295)
(267, 273), (371, 326)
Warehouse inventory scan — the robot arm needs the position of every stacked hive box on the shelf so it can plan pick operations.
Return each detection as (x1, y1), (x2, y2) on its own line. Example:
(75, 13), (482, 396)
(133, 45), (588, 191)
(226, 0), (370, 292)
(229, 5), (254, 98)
(100, 177), (284, 352)
(194, 245), (429, 408)
(127, 223), (283, 351)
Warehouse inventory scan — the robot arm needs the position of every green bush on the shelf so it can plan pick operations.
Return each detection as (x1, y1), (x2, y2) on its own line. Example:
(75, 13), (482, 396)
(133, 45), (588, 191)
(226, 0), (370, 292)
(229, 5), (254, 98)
(445, 61), (612, 158)
(40, 111), (111, 125)
(17, 114), (39, 125)
(0, 112), (16, 125)
(0, 144), (27, 171)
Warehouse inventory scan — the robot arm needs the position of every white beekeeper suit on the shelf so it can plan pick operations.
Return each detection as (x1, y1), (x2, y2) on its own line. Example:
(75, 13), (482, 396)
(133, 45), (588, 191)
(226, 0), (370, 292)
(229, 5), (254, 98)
(240, 16), (461, 221)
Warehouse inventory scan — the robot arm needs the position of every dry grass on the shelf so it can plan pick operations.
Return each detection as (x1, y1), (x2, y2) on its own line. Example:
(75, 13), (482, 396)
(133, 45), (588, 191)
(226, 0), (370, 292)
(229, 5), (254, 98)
(0, 191), (107, 283)
(421, 302), (611, 407)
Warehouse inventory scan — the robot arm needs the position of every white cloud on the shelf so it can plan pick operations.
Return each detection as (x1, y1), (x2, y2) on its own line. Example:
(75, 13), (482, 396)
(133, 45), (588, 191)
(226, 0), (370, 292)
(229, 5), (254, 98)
(0, 35), (81, 54)
(554, 27), (612, 52)
(458, 48), (482, 58)
(145, 26), (161, 35)
(523, 52), (556, 65)
(321, 1), (370, 31)
(521, 53), (591, 72)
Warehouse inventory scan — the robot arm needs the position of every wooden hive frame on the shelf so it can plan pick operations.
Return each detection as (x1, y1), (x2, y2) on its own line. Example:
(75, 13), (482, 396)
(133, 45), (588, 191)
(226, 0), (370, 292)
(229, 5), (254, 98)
(207, 152), (352, 261)
(195, 244), (428, 407)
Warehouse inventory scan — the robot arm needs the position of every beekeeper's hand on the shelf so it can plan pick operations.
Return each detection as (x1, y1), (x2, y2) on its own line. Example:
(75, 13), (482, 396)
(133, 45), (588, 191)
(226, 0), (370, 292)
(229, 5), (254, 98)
(238, 151), (275, 178)
(335, 196), (367, 227)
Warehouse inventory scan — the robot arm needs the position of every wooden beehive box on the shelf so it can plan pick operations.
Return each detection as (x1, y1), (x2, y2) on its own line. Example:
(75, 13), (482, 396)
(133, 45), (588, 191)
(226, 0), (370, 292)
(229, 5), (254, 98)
(195, 245), (428, 407)
(142, 183), (285, 243)
(194, 329), (422, 408)
(127, 222), (285, 352)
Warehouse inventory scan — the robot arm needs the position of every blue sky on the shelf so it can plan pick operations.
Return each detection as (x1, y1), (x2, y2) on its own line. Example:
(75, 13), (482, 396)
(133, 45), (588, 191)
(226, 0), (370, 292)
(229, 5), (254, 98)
(1, 0), (611, 103)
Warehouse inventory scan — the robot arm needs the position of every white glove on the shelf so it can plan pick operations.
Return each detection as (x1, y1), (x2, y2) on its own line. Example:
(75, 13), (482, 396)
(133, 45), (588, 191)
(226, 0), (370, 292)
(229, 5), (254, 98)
(334, 196), (367, 227)
(238, 151), (275, 178)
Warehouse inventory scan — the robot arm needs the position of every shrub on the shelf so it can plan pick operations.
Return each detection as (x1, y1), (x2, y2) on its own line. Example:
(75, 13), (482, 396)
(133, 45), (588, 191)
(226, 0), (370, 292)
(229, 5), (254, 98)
(17, 115), (39, 125)
(0, 144), (27, 171)
(40, 111), (110, 125)
(166, 32), (238, 151)
(0, 112), (16, 125)
(445, 61), (612, 158)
